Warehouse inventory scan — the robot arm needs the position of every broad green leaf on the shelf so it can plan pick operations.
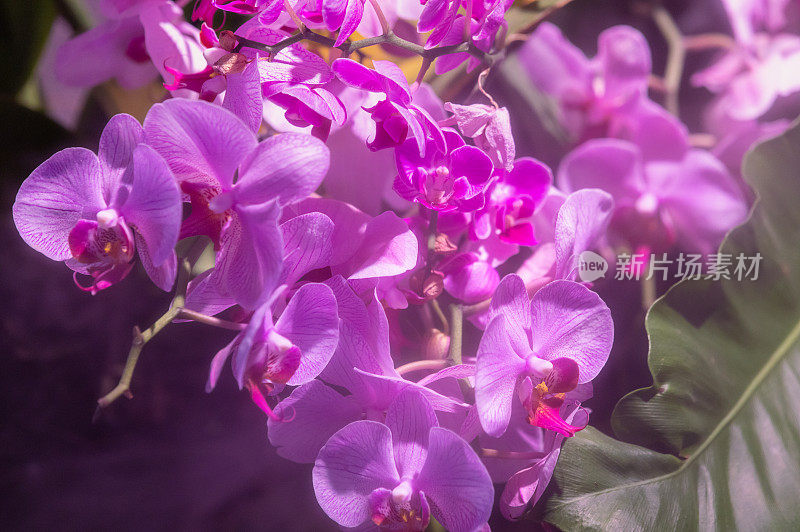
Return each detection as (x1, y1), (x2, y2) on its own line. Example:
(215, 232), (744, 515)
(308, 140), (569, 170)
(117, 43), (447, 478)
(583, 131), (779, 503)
(544, 120), (800, 530)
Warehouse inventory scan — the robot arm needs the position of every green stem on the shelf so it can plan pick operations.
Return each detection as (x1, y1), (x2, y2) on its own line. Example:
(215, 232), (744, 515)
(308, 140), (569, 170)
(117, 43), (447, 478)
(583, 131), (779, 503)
(652, 4), (685, 116)
(396, 359), (449, 376)
(429, 298), (450, 335)
(177, 309), (246, 331)
(426, 209), (439, 256)
(235, 26), (494, 66)
(95, 240), (206, 412)
(641, 274), (657, 311)
(368, 0), (390, 35)
(448, 303), (463, 366)
(447, 303), (474, 402)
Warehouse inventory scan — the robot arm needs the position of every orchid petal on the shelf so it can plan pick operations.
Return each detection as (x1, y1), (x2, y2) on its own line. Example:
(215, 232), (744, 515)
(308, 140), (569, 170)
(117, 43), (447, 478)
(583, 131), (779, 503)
(280, 212), (334, 286)
(213, 201), (283, 309)
(385, 389), (438, 479)
(475, 314), (527, 437)
(268, 380), (363, 463)
(313, 421), (400, 528)
(487, 274), (532, 337)
(13, 148), (105, 261)
(235, 133), (330, 206)
(184, 269), (236, 317)
(276, 282), (340, 386)
(344, 212), (419, 280)
(353, 368), (468, 413)
(134, 232), (177, 291)
(98, 113), (144, 205)
(223, 60), (264, 133)
(144, 98), (256, 190)
(529, 280), (613, 382)
(319, 276), (398, 394)
(554, 189), (614, 280)
(121, 144), (182, 266)
(558, 138), (644, 200)
(417, 427), (494, 532)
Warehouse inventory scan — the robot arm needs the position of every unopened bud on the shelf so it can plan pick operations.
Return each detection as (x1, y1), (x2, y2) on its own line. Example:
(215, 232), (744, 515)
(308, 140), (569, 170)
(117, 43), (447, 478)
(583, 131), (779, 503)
(422, 328), (450, 360)
(421, 271), (444, 299)
(219, 30), (238, 52)
(433, 233), (458, 257)
(213, 53), (249, 75)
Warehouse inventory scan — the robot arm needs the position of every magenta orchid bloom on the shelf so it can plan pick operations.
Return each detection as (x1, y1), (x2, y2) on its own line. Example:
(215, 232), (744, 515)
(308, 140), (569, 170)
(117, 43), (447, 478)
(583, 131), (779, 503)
(475, 275), (613, 437)
(693, 0), (800, 121)
(313, 389), (493, 532)
(519, 22), (688, 157)
(419, 0), (512, 49)
(284, 197), (420, 283)
(322, 0), (369, 46)
(333, 58), (445, 155)
(238, 21), (344, 137)
(473, 157), (553, 246)
(439, 252), (501, 304)
(267, 276), (465, 462)
(13, 114), (181, 294)
(394, 129), (494, 212)
(165, 21), (340, 136)
(56, 0), (205, 90)
(183, 196), (421, 317)
(209, 0), (299, 19)
(206, 282), (339, 419)
(442, 102), (516, 170)
(479, 396), (590, 519)
(143, 98), (330, 309)
(559, 138), (748, 256)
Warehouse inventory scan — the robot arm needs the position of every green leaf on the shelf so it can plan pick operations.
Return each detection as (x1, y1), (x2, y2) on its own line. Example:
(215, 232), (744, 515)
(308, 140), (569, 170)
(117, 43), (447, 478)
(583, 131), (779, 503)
(544, 119), (800, 530)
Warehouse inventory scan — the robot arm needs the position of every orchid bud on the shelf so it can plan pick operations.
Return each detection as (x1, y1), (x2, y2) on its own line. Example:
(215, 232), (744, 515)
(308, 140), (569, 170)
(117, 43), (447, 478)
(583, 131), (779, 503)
(433, 233), (458, 257)
(219, 30), (238, 52)
(422, 328), (450, 360)
(213, 53), (249, 76)
(421, 272), (444, 299)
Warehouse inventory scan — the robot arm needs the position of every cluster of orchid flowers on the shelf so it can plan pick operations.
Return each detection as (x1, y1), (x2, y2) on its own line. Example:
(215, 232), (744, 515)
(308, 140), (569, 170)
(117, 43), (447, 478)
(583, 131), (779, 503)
(15, 0), (800, 528)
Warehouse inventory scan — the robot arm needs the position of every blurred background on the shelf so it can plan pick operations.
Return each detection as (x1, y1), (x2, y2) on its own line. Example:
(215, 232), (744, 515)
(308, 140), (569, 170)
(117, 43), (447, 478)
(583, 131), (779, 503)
(0, 0), (730, 529)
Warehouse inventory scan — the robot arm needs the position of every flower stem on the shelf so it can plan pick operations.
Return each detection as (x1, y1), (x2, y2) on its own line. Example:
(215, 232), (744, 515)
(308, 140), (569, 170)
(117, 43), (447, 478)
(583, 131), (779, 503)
(641, 274), (657, 311)
(396, 359), (450, 376)
(652, 4), (685, 116)
(283, 0), (305, 31)
(94, 240), (206, 415)
(448, 303), (463, 366)
(683, 33), (736, 51)
(235, 26), (493, 65)
(464, 0), (474, 41)
(480, 448), (544, 460)
(427, 209), (439, 256)
(368, 0), (391, 35)
(176, 309), (246, 331)
(429, 298), (450, 335)
(448, 303), (474, 401)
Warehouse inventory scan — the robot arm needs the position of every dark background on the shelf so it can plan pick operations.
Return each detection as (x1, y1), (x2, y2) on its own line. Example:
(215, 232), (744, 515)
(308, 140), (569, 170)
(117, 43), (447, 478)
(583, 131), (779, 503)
(0, 1), (728, 530)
